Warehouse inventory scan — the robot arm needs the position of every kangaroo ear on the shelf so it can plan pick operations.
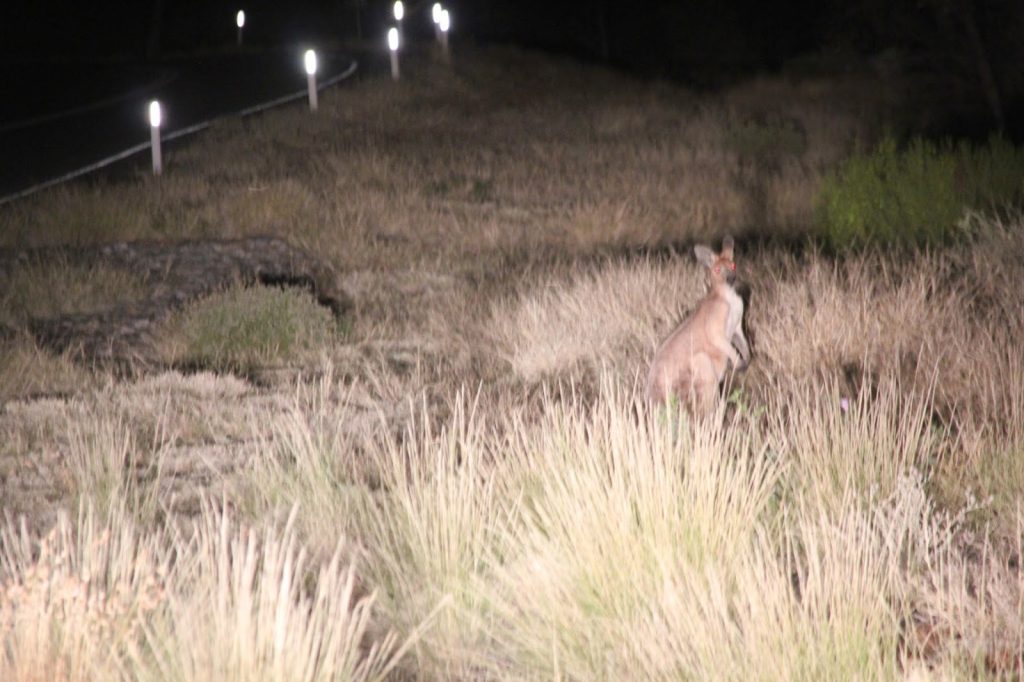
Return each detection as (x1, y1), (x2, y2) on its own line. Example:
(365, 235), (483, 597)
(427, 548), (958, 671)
(693, 245), (716, 267)
(721, 235), (735, 259)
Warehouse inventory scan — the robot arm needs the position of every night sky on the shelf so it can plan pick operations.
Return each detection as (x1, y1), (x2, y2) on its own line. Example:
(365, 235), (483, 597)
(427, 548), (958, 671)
(2, 0), (1023, 135)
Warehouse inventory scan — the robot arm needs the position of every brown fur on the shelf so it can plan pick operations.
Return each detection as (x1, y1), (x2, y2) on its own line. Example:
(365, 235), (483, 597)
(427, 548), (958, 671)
(646, 236), (751, 412)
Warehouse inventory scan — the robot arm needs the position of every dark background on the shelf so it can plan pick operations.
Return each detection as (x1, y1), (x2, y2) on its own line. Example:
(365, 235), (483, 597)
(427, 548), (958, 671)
(2, 0), (1023, 137)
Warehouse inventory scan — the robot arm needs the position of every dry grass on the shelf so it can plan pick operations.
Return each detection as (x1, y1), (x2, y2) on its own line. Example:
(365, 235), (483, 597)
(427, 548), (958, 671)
(488, 258), (700, 383)
(0, 504), (419, 681)
(1, 46), (1022, 679)
(0, 335), (95, 402)
(0, 47), (886, 269)
(0, 258), (147, 329)
(238, 371), (1021, 679)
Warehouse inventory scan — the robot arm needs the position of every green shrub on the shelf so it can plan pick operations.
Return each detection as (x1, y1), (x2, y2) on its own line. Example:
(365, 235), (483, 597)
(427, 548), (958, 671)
(166, 285), (335, 372)
(966, 135), (1024, 205)
(817, 136), (1024, 250)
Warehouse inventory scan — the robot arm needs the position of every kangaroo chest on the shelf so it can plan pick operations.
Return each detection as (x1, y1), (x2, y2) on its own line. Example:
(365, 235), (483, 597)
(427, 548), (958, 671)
(723, 286), (744, 337)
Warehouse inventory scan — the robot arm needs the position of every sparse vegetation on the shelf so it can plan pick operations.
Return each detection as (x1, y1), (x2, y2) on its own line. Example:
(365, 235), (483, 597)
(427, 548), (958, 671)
(0, 258), (147, 328)
(160, 284), (335, 373)
(817, 135), (1024, 250)
(0, 335), (95, 401)
(1, 47), (1023, 679)
(0, 505), (418, 682)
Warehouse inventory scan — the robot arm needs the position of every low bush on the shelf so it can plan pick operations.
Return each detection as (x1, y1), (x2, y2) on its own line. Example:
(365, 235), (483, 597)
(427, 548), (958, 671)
(817, 136), (1024, 250)
(164, 284), (335, 373)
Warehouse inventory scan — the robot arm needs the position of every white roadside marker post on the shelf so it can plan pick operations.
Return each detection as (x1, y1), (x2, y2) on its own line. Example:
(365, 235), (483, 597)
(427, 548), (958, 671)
(149, 100), (162, 176)
(393, 1), (404, 45)
(439, 9), (450, 60)
(304, 49), (318, 111)
(388, 28), (400, 81)
(236, 10), (245, 46)
(431, 3), (442, 43)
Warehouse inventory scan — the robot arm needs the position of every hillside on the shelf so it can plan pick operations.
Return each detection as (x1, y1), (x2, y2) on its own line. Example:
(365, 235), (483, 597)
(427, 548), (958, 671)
(1, 47), (1022, 679)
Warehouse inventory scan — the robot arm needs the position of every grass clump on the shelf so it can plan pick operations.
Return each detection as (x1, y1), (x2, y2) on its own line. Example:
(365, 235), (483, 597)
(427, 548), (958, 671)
(0, 259), (147, 329)
(63, 411), (169, 526)
(0, 504), (416, 682)
(817, 136), (1024, 250)
(0, 336), (94, 402)
(163, 284), (335, 373)
(0, 507), (171, 681)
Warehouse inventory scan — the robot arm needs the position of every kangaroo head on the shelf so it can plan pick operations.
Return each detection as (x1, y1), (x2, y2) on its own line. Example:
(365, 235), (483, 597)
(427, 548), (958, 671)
(693, 236), (736, 287)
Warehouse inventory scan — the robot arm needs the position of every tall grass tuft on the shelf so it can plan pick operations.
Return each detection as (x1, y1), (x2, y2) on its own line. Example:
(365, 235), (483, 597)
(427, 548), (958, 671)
(764, 374), (942, 513)
(490, 259), (699, 383)
(241, 367), (370, 556)
(0, 506), (173, 681)
(64, 410), (170, 526)
(474, 384), (782, 679)
(352, 395), (499, 678)
(0, 504), (418, 682)
(0, 335), (94, 402)
(128, 507), (417, 682)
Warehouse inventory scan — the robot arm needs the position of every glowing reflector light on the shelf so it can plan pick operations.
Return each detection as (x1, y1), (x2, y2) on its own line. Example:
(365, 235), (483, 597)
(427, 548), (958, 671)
(149, 100), (163, 175)
(148, 100), (162, 128)
(236, 10), (245, 28)
(388, 27), (399, 51)
(393, 1), (404, 21)
(304, 49), (317, 75)
(431, 3), (442, 24)
(440, 9), (450, 32)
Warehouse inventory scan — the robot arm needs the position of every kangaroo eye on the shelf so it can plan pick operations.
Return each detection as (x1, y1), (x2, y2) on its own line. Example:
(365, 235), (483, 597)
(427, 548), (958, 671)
(728, 262), (736, 271)
(713, 265), (720, 274)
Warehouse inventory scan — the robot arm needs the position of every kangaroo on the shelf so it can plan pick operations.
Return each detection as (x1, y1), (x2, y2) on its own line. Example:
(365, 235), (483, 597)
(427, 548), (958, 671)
(646, 236), (751, 412)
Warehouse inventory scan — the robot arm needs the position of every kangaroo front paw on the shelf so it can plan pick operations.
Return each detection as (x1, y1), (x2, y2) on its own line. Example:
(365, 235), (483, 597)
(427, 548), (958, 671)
(726, 358), (743, 373)
(735, 355), (751, 372)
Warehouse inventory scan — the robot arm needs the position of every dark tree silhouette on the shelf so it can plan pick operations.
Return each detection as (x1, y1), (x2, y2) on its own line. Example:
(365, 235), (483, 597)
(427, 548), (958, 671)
(147, 0), (164, 60)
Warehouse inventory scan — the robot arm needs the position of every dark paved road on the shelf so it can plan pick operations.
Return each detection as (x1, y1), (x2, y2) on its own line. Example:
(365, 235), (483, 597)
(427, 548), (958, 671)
(0, 48), (361, 202)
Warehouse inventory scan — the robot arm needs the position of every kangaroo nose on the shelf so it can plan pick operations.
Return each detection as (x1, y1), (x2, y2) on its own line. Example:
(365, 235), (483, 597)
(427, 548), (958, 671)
(725, 270), (736, 285)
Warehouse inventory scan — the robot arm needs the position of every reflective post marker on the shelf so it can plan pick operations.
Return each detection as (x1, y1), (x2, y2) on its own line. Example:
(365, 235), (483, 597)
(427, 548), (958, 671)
(149, 100), (162, 175)
(388, 28), (400, 81)
(304, 49), (318, 111)
(439, 9), (450, 60)
(431, 3), (442, 43)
